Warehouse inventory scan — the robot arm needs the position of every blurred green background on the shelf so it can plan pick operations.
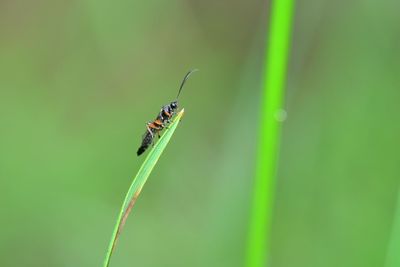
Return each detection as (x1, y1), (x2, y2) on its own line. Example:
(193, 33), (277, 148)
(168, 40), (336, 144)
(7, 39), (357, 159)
(0, 0), (399, 267)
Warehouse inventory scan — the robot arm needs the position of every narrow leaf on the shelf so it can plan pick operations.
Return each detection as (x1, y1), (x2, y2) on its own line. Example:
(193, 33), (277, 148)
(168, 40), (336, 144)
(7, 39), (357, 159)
(246, 0), (295, 266)
(103, 109), (185, 267)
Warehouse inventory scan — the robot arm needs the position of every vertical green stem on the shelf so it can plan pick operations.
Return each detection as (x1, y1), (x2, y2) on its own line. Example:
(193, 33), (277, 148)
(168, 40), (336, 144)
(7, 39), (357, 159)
(385, 188), (400, 267)
(246, 0), (295, 266)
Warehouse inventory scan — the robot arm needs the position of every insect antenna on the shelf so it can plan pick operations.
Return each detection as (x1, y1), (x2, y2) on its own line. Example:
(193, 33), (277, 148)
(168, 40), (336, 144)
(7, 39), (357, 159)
(176, 69), (198, 99)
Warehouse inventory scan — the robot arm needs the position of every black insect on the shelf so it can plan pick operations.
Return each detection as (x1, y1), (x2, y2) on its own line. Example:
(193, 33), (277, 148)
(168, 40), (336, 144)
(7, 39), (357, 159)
(136, 69), (198, 156)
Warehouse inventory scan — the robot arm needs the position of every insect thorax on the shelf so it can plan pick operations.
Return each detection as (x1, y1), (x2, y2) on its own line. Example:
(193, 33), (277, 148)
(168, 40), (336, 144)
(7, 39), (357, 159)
(159, 101), (178, 121)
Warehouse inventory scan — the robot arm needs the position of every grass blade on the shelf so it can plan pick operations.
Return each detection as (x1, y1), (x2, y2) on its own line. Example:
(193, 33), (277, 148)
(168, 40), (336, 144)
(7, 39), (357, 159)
(103, 109), (185, 267)
(385, 188), (400, 267)
(245, 0), (295, 266)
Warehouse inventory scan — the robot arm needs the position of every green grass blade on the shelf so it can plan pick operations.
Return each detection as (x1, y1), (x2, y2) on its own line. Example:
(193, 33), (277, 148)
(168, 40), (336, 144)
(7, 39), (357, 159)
(245, 0), (295, 266)
(385, 188), (400, 267)
(103, 109), (185, 267)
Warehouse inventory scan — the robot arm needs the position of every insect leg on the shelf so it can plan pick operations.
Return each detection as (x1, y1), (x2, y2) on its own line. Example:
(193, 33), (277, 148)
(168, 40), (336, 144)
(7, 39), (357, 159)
(152, 131), (159, 147)
(146, 123), (154, 138)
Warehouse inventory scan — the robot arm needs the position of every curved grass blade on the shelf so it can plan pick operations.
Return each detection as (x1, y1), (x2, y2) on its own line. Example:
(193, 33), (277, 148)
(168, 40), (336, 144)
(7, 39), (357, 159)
(103, 109), (185, 267)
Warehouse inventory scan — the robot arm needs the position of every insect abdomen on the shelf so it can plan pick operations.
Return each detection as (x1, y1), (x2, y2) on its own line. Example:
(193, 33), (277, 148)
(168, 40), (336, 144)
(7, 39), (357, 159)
(137, 146), (147, 156)
(137, 131), (153, 156)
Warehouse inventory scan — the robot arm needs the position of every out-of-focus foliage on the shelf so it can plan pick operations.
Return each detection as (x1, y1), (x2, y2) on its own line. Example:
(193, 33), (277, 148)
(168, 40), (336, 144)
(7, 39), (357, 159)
(0, 0), (399, 267)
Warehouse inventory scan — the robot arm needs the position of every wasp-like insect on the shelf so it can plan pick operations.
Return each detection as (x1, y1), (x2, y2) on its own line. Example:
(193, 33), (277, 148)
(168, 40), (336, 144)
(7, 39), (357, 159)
(136, 69), (198, 156)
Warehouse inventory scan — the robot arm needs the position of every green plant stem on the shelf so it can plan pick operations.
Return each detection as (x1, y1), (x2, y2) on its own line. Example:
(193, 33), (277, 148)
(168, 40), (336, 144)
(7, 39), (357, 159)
(246, 0), (295, 266)
(385, 188), (400, 267)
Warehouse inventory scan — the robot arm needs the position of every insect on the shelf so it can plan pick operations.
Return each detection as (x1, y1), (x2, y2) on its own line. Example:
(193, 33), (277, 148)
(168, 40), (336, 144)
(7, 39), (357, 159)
(136, 69), (198, 156)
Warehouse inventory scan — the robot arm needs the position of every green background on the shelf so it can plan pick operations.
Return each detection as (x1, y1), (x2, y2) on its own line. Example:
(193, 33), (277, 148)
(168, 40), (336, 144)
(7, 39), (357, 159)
(0, 0), (399, 266)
